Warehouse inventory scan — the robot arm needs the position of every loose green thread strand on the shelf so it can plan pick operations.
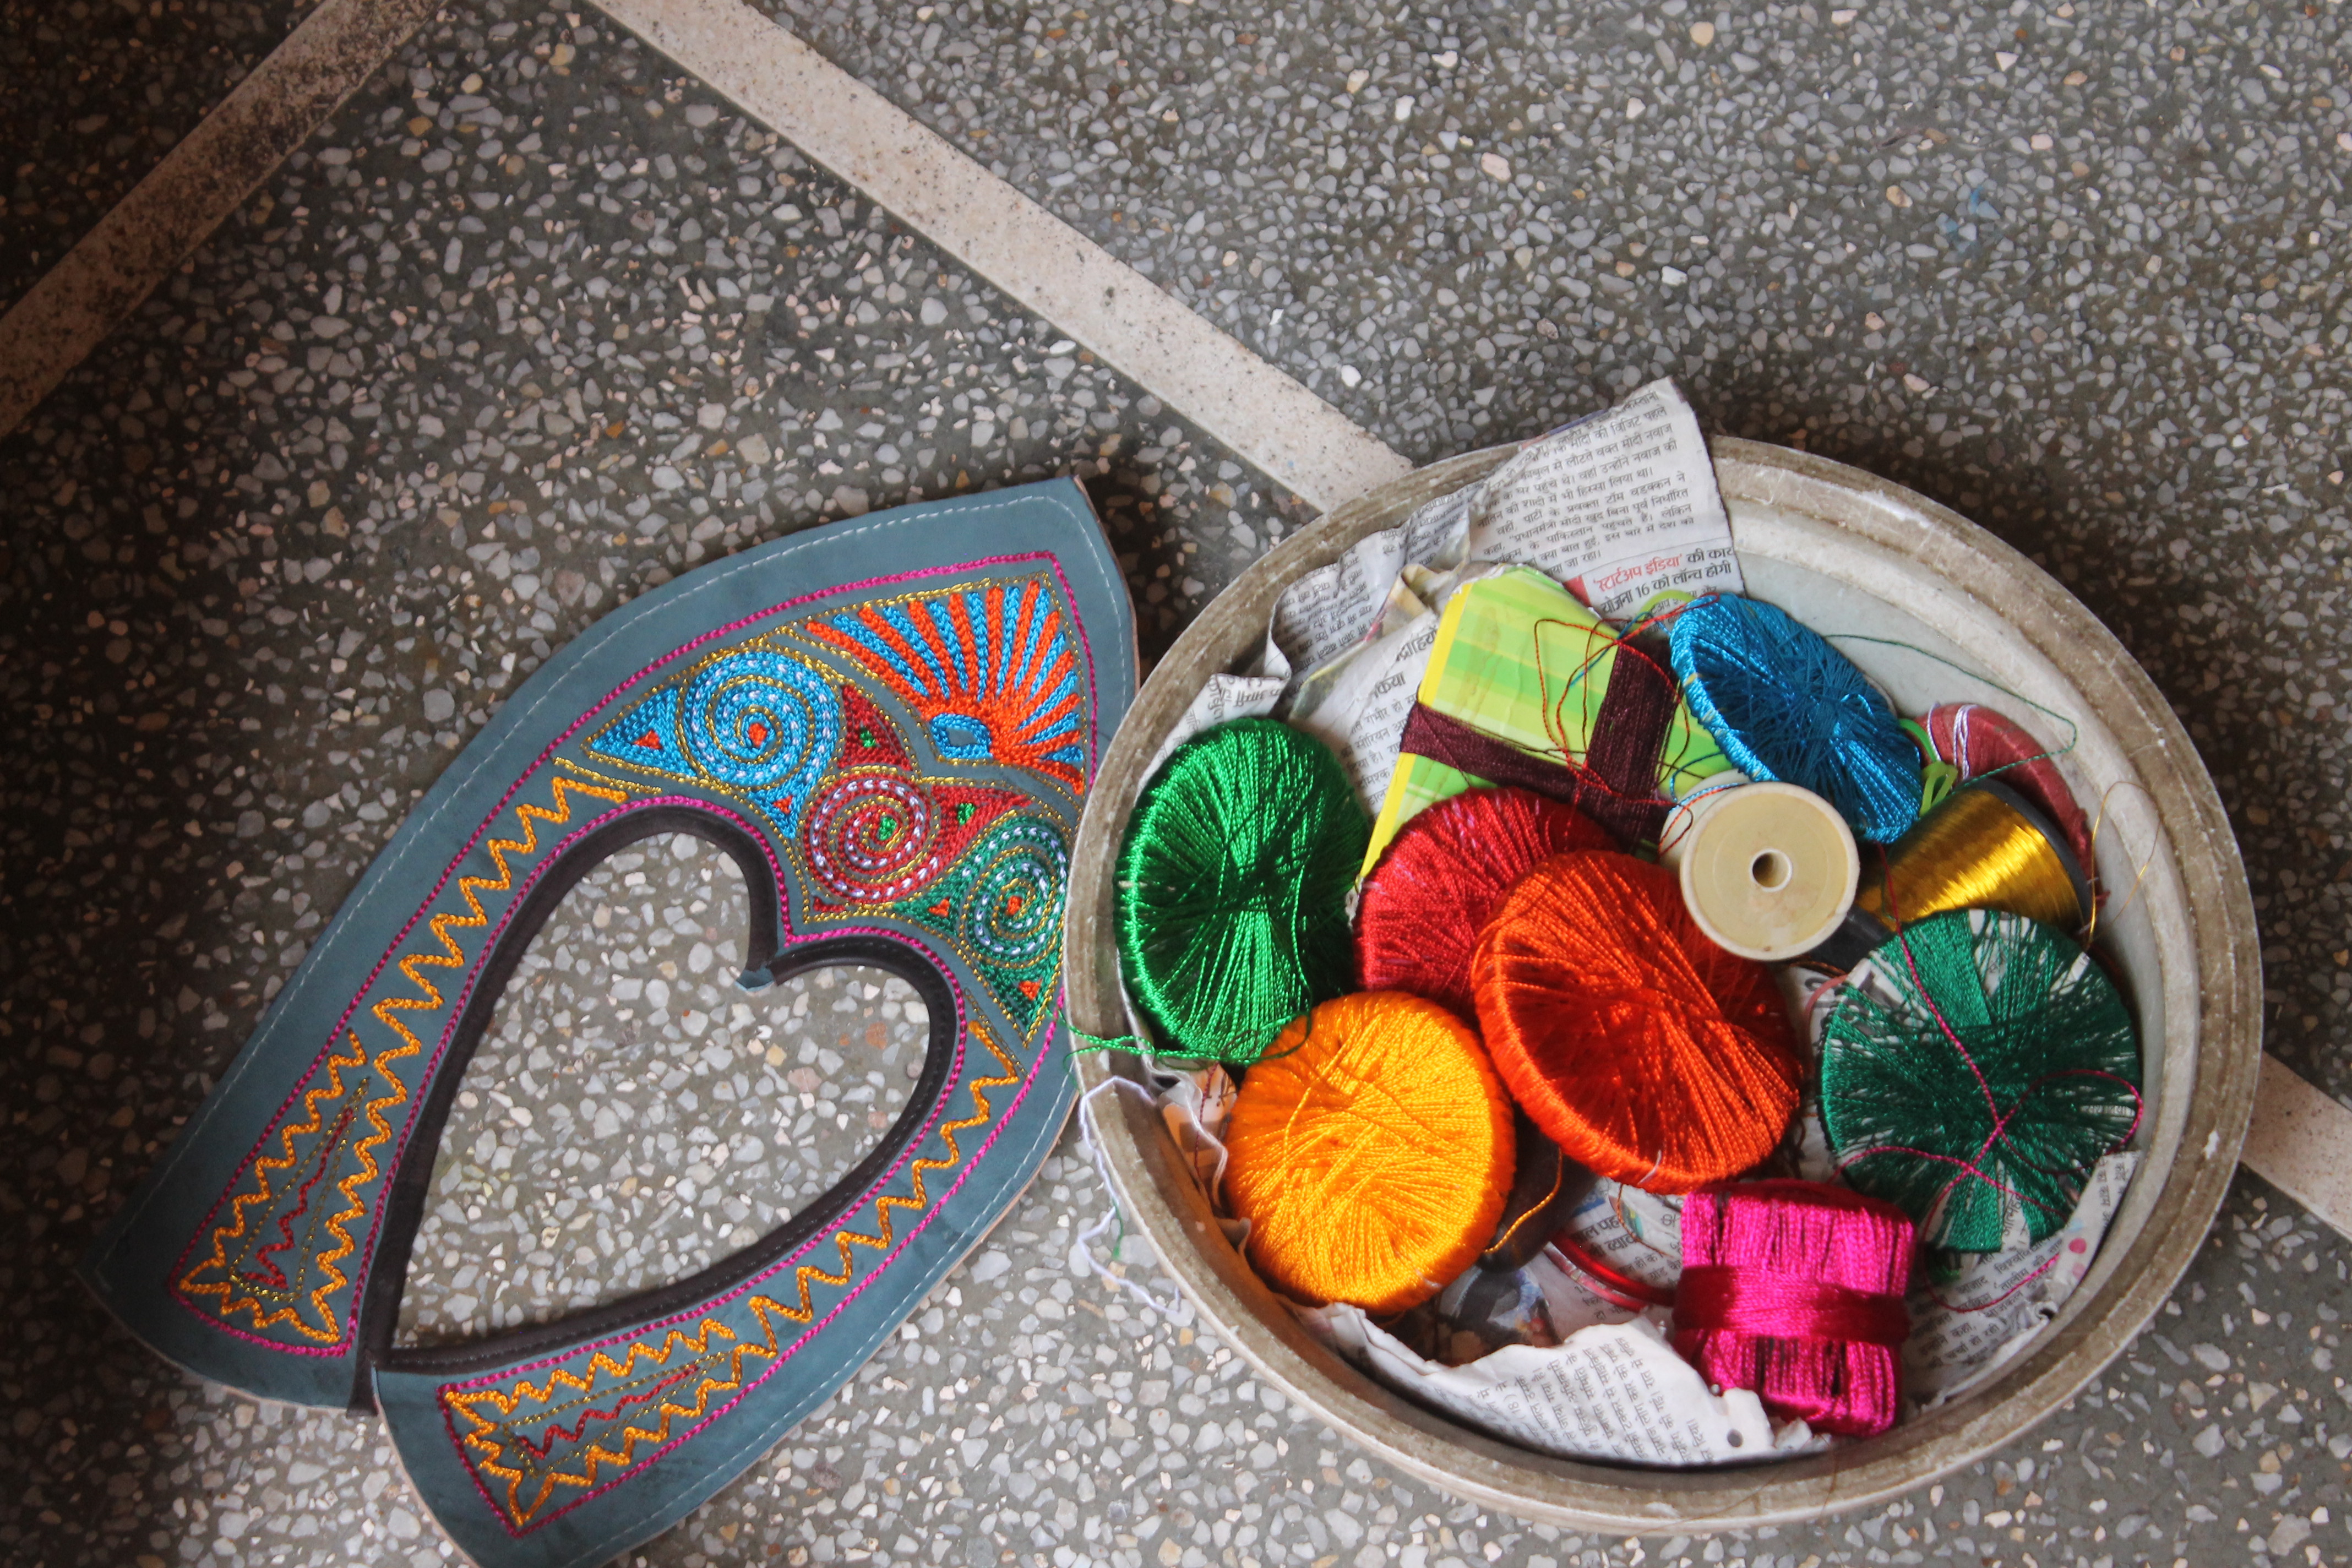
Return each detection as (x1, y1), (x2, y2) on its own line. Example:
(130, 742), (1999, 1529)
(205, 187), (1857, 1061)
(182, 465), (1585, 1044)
(1825, 633), (2085, 761)
(1898, 719), (1964, 812)
(1832, 633), (2088, 816)
(1113, 719), (1369, 1065)
(1067, 1025), (1145, 1054)
(1065, 1020), (1313, 1069)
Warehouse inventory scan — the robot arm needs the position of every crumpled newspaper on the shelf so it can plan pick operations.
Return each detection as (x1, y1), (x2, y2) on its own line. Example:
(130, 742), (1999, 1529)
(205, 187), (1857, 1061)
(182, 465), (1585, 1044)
(1298, 1305), (1814, 1467)
(1124, 1060), (1816, 1467)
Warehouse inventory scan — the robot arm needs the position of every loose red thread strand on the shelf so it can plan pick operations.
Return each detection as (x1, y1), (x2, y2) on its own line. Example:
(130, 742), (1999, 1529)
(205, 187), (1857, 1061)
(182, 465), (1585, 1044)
(1546, 1233), (1676, 1311)
(1926, 1248), (2066, 1315)
(1527, 616), (1678, 803)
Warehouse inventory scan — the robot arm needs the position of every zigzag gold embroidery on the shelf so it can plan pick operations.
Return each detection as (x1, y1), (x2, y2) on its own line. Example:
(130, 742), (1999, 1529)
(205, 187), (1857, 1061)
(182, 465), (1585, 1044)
(755, 1021), (1022, 1326)
(451, 1022), (1025, 1528)
(449, 1314), (761, 1526)
(176, 1031), (369, 1340)
(552, 755), (669, 795)
(301, 1027), (418, 1338)
(182, 777), (627, 1342)
(368, 777), (630, 1064)
(481, 1319), (740, 1415)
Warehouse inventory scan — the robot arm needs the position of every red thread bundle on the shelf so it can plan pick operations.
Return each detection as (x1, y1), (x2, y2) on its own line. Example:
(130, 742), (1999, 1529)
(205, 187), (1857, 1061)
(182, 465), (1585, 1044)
(1356, 788), (1611, 1019)
(1673, 1180), (1916, 1436)
(1924, 702), (2098, 881)
(1471, 850), (1801, 1193)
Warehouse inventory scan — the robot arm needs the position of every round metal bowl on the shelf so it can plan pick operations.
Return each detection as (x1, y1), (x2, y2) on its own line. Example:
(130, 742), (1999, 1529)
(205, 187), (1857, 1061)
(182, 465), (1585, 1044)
(1062, 438), (2260, 1531)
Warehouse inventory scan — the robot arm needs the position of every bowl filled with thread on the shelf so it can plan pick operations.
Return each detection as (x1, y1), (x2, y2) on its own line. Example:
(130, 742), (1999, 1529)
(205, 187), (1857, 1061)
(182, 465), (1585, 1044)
(1060, 435), (2260, 1532)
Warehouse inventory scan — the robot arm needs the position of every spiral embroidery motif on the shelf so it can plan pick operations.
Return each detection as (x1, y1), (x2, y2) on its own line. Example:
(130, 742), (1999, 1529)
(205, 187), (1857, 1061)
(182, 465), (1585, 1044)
(803, 773), (944, 903)
(678, 649), (841, 800)
(957, 819), (1068, 970)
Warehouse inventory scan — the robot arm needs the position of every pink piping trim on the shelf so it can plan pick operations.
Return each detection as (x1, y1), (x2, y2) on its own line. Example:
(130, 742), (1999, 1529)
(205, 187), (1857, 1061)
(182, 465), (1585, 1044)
(172, 793), (963, 1357)
(171, 549), (1098, 1357)
(450, 1020), (1055, 1536)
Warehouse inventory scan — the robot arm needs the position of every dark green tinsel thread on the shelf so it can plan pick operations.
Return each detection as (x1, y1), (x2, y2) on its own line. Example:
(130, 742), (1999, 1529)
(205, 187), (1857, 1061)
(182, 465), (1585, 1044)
(1819, 907), (2139, 1252)
(1114, 718), (1369, 1065)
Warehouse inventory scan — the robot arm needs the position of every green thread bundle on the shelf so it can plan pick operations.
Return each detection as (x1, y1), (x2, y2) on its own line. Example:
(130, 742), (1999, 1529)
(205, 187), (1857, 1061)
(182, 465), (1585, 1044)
(1115, 718), (1370, 1063)
(1819, 908), (2140, 1251)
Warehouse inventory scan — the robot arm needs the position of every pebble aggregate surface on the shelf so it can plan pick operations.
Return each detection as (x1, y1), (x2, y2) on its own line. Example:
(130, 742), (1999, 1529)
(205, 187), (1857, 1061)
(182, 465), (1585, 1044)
(2, 2), (2350, 1568)
(0, 0), (311, 311)
(398, 840), (926, 1346)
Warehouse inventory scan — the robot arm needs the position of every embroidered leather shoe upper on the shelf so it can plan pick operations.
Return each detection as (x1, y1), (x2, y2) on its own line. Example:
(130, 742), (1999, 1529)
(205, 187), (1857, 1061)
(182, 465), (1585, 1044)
(83, 482), (1135, 1568)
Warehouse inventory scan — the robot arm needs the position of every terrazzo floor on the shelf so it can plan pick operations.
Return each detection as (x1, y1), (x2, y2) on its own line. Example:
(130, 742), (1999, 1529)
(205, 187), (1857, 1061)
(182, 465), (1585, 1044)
(0, 0), (315, 311)
(3, 2), (2350, 1567)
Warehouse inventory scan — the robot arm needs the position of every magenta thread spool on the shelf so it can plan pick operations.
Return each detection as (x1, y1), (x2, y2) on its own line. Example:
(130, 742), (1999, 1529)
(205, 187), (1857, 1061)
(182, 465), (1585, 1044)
(1672, 1180), (1916, 1437)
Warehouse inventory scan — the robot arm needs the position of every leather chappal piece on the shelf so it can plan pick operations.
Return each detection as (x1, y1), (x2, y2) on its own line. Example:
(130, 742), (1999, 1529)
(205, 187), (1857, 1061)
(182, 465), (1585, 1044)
(81, 482), (1136, 1568)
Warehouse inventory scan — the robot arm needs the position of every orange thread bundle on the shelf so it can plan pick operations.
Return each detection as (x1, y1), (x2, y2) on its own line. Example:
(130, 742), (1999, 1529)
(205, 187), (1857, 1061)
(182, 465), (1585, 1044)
(1223, 992), (1515, 1313)
(1472, 850), (1802, 1193)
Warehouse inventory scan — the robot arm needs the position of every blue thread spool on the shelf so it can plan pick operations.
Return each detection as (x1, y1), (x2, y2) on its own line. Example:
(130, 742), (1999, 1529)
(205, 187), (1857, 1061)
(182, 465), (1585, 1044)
(1669, 595), (1922, 844)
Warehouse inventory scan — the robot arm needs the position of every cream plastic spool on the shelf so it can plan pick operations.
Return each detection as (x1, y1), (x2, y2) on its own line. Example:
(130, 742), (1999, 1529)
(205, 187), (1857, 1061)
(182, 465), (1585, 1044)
(1063, 440), (2260, 1534)
(1666, 782), (1860, 962)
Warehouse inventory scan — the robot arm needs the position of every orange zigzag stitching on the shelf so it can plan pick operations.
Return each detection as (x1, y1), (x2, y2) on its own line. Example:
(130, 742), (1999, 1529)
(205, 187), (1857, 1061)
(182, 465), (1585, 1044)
(176, 1031), (368, 1338)
(316, 778), (625, 1333)
(186, 776), (627, 1343)
(471, 1320), (738, 1417)
(301, 1028), (418, 1339)
(451, 1315), (759, 1526)
(454, 1023), (1025, 1526)
(749, 1020), (1021, 1327)
(367, 776), (631, 1064)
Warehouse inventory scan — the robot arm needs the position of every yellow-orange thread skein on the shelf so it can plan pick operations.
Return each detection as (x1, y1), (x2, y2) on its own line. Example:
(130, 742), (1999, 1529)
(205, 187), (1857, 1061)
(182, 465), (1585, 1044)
(1223, 992), (1515, 1314)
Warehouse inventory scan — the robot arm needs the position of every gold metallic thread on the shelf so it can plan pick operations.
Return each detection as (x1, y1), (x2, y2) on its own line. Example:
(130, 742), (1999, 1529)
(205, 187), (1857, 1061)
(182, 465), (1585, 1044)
(1855, 784), (2084, 930)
